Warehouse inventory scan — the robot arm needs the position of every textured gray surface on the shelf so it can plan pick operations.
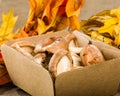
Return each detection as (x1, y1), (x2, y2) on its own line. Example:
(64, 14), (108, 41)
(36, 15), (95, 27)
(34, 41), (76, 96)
(0, 0), (120, 96)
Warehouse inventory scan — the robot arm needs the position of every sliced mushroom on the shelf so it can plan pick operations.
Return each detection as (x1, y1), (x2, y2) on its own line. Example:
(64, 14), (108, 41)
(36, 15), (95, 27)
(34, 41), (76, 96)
(64, 33), (78, 47)
(69, 47), (83, 54)
(11, 41), (35, 58)
(70, 52), (82, 67)
(33, 52), (46, 65)
(34, 33), (77, 54)
(48, 49), (73, 77)
(80, 44), (105, 66)
(56, 55), (72, 76)
(34, 36), (67, 53)
(69, 40), (83, 68)
(34, 37), (56, 53)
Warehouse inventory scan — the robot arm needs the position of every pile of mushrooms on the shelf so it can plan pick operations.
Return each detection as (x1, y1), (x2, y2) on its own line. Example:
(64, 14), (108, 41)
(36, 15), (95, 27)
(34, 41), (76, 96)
(11, 32), (105, 78)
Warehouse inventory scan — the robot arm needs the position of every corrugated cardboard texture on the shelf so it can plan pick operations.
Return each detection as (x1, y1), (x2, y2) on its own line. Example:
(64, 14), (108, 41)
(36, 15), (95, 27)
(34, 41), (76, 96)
(1, 31), (120, 96)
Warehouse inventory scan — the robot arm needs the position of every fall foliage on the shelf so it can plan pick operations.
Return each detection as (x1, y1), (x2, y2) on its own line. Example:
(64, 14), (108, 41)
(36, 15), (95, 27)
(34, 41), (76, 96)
(0, 0), (85, 85)
(80, 7), (120, 48)
(19, 0), (85, 36)
(0, 9), (18, 45)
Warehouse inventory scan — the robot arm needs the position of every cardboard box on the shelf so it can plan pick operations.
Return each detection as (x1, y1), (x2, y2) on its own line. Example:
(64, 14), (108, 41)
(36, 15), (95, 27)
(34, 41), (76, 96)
(1, 30), (120, 96)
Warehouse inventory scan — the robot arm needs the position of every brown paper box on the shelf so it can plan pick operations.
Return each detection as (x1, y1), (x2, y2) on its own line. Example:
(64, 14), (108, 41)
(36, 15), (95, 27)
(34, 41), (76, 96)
(1, 30), (120, 96)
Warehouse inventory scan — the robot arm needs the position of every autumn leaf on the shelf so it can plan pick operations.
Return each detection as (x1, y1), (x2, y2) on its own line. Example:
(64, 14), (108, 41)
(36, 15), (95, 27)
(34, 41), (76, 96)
(0, 9), (18, 45)
(111, 7), (120, 23)
(42, 0), (52, 25)
(66, 0), (85, 30)
(37, 0), (67, 34)
(80, 7), (120, 48)
(55, 16), (69, 31)
(68, 16), (81, 30)
(13, 28), (28, 39)
(21, 0), (85, 35)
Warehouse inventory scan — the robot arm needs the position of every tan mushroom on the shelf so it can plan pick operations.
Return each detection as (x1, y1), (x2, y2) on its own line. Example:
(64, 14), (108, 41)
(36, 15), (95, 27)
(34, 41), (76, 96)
(34, 33), (77, 53)
(33, 52), (46, 65)
(48, 49), (73, 77)
(11, 41), (35, 58)
(34, 33), (77, 77)
(34, 37), (56, 53)
(80, 44), (105, 66)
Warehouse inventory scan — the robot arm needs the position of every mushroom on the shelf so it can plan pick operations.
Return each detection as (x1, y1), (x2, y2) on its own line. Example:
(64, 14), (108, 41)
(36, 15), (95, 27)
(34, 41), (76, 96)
(80, 44), (105, 66)
(70, 52), (82, 67)
(11, 41), (35, 58)
(69, 40), (83, 68)
(33, 52), (46, 65)
(34, 33), (77, 53)
(48, 49), (73, 77)
(34, 37), (56, 53)
(34, 33), (77, 77)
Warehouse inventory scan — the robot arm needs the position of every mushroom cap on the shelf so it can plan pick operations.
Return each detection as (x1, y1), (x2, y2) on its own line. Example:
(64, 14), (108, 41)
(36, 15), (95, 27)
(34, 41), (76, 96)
(34, 37), (56, 53)
(34, 33), (77, 54)
(34, 36), (68, 53)
(80, 44), (105, 66)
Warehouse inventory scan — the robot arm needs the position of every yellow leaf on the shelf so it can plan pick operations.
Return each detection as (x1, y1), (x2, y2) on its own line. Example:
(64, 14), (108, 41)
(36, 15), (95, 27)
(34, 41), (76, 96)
(111, 7), (120, 23)
(37, 18), (47, 34)
(114, 24), (120, 47)
(91, 31), (113, 45)
(0, 9), (18, 45)
(98, 17), (118, 37)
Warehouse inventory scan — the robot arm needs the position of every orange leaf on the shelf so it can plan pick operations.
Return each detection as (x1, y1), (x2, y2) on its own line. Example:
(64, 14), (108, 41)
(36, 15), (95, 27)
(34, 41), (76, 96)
(57, 0), (68, 16)
(66, 0), (85, 17)
(68, 16), (80, 30)
(55, 16), (69, 31)
(42, 0), (52, 25)
(51, 0), (65, 20)
(14, 29), (28, 39)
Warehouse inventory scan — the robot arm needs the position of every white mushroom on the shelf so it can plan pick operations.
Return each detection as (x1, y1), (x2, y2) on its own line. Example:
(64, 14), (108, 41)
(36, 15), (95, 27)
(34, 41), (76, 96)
(70, 52), (82, 67)
(56, 55), (72, 75)
(69, 40), (83, 68)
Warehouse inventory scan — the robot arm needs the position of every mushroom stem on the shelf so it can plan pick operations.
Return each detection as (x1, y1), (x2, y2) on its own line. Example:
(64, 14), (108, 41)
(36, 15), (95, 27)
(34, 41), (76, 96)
(48, 49), (68, 77)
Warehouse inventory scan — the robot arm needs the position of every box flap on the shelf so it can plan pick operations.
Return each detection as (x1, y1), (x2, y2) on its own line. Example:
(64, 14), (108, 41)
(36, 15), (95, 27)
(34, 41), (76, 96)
(1, 30), (69, 96)
(55, 31), (120, 96)
(55, 57), (120, 96)
(1, 44), (54, 96)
